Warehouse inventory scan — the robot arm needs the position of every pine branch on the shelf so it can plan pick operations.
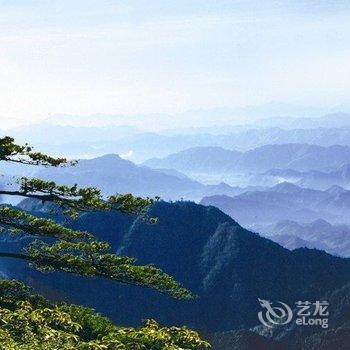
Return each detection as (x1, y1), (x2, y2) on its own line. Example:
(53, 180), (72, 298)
(0, 136), (192, 301)
(2, 177), (156, 219)
(0, 136), (71, 167)
(0, 206), (91, 240)
(0, 240), (194, 300)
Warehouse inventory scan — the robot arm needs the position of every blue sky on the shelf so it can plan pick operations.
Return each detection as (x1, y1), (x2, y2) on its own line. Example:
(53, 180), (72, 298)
(1, 1), (350, 127)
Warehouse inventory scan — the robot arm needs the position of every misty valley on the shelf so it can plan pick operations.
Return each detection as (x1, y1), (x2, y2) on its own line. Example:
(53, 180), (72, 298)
(1, 2), (350, 348)
(1, 112), (350, 349)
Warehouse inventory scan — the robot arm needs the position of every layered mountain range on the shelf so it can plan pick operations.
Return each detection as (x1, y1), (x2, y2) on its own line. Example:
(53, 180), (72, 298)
(3, 112), (350, 162)
(262, 163), (350, 190)
(19, 154), (261, 201)
(145, 144), (350, 176)
(3, 112), (350, 348)
(200, 182), (350, 226)
(3, 199), (349, 341)
(255, 219), (350, 257)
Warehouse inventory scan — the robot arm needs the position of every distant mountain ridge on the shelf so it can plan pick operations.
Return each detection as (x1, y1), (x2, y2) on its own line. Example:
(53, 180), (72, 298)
(145, 144), (350, 176)
(35, 154), (203, 200)
(200, 182), (350, 226)
(263, 163), (350, 190)
(256, 112), (350, 129)
(5, 114), (350, 162)
(145, 147), (242, 174)
(31, 153), (259, 201)
(258, 219), (350, 257)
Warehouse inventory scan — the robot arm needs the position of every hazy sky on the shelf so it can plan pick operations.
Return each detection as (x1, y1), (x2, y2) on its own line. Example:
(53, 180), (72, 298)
(1, 1), (350, 127)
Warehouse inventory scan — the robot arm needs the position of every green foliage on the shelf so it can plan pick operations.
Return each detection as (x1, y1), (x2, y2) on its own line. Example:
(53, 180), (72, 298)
(0, 136), (69, 167)
(0, 206), (91, 239)
(0, 137), (208, 348)
(0, 137), (186, 297)
(18, 177), (155, 218)
(24, 239), (193, 299)
(0, 280), (49, 310)
(0, 280), (210, 350)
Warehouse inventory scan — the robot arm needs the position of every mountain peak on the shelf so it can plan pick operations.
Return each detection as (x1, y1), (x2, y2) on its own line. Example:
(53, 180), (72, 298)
(212, 182), (234, 190)
(270, 182), (301, 193)
(93, 153), (122, 161)
(325, 185), (347, 195)
(309, 218), (332, 229)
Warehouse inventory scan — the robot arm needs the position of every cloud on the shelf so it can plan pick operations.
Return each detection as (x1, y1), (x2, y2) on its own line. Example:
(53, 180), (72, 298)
(0, 1), (349, 126)
(119, 150), (134, 159)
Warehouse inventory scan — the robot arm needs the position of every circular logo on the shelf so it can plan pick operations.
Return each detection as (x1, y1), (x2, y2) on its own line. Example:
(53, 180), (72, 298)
(258, 298), (293, 328)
